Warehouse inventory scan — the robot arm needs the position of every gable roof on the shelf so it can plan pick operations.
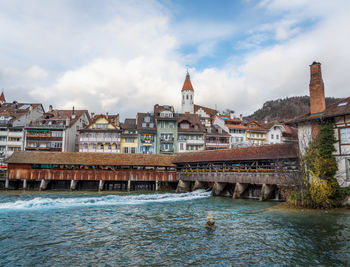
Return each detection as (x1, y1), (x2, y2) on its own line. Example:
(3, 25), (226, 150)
(173, 143), (298, 164)
(6, 151), (175, 167)
(32, 109), (89, 127)
(286, 97), (350, 124)
(85, 114), (118, 129)
(182, 73), (194, 91)
(194, 104), (217, 117)
(137, 113), (156, 131)
(0, 92), (5, 103)
(178, 113), (205, 133)
(0, 102), (43, 121)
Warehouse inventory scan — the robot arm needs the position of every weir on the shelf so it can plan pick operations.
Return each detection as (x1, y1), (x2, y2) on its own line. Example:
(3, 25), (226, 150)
(173, 144), (299, 201)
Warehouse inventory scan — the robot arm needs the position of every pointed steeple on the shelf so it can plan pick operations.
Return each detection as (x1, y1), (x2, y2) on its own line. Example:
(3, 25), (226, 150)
(181, 71), (194, 91)
(0, 90), (6, 104)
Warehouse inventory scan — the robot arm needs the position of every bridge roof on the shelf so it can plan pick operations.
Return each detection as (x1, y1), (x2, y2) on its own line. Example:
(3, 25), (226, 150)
(173, 144), (298, 164)
(6, 151), (176, 167)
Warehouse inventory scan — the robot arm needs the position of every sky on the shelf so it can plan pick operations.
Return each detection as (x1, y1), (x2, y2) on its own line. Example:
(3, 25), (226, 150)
(0, 0), (350, 120)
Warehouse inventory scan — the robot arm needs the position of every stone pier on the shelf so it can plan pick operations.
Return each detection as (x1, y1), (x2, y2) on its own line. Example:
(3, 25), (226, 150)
(192, 181), (206, 191)
(22, 179), (27, 190)
(212, 182), (227, 196)
(127, 180), (131, 192)
(232, 183), (248, 199)
(176, 180), (191, 193)
(70, 180), (78, 191)
(39, 179), (49, 191)
(98, 180), (105, 191)
(260, 184), (275, 201)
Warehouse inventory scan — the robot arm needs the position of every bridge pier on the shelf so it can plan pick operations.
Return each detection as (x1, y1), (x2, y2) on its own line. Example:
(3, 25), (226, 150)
(39, 179), (49, 191)
(212, 182), (227, 196)
(192, 181), (206, 191)
(98, 180), (105, 191)
(176, 180), (191, 193)
(127, 180), (131, 192)
(5, 178), (9, 190)
(260, 184), (275, 201)
(232, 183), (248, 199)
(70, 180), (78, 191)
(155, 180), (160, 191)
(22, 179), (27, 190)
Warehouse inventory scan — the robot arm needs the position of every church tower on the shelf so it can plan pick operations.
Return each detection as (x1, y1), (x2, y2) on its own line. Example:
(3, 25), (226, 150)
(181, 71), (194, 113)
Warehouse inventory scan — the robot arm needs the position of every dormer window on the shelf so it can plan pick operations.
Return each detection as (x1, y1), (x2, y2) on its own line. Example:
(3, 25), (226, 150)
(142, 122), (146, 127)
(250, 124), (255, 128)
(144, 116), (150, 122)
(149, 122), (154, 128)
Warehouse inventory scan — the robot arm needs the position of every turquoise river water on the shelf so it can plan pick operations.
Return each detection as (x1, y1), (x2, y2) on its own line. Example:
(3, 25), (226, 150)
(0, 191), (349, 266)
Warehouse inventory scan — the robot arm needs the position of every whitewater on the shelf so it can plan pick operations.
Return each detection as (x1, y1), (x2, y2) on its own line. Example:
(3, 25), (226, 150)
(0, 190), (211, 211)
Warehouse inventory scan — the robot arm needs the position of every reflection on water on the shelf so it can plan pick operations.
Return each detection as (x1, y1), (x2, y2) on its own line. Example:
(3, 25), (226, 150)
(0, 191), (349, 266)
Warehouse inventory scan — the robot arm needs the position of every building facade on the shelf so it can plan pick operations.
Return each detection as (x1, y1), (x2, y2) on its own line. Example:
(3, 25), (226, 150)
(177, 114), (205, 152)
(246, 121), (267, 145)
(205, 126), (230, 150)
(137, 113), (157, 154)
(25, 107), (90, 152)
(79, 114), (121, 153)
(0, 98), (44, 163)
(120, 118), (138, 154)
(154, 104), (178, 154)
(287, 62), (350, 187)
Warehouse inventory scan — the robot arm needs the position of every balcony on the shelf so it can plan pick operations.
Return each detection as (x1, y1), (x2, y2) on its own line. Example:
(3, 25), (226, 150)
(8, 131), (24, 137)
(160, 137), (174, 143)
(185, 139), (205, 145)
(160, 148), (174, 153)
(141, 138), (154, 144)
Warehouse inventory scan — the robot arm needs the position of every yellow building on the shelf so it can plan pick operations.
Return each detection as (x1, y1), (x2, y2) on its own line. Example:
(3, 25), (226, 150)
(120, 118), (138, 153)
(246, 121), (267, 145)
(79, 114), (121, 153)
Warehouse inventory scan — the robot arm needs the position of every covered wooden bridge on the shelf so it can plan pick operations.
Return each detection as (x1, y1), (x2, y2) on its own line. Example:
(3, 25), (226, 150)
(173, 144), (299, 200)
(5, 152), (176, 191)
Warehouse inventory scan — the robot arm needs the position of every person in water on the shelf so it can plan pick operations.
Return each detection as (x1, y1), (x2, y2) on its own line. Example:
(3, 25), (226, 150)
(205, 212), (215, 230)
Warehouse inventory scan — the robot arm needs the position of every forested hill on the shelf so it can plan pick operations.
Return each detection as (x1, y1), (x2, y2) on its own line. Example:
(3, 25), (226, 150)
(245, 96), (341, 123)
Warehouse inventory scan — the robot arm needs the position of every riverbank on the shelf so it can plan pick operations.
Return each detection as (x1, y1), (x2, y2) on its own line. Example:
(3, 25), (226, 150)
(268, 201), (350, 212)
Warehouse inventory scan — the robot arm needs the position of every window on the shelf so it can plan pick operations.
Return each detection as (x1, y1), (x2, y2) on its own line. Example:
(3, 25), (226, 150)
(340, 128), (350, 144)
(186, 95), (189, 100)
(250, 124), (255, 128)
(125, 138), (134, 143)
(99, 143), (104, 149)
(160, 122), (165, 128)
(84, 143), (88, 149)
(108, 143), (111, 149)
(169, 122), (174, 128)
(92, 143), (97, 149)
(131, 147), (136, 154)
(144, 116), (150, 123)
(142, 122), (146, 127)
(180, 143), (184, 150)
(276, 135), (279, 140)
(149, 123), (154, 128)
(271, 134), (274, 140)
(52, 131), (63, 137)
(123, 147), (129, 153)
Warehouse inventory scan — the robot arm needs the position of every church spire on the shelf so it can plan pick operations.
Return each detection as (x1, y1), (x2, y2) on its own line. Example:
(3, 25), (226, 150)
(181, 71), (194, 91)
(0, 90), (6, 104)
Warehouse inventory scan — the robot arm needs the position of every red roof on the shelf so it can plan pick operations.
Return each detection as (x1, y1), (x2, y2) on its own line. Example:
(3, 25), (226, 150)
(194, 104), (217, 117)
(0, 92), (5, 102)
(181, 73), (194, 91)
(287, 97), (350, 124)
(173, 143), (298, 163)
(84, 114), (119, 129)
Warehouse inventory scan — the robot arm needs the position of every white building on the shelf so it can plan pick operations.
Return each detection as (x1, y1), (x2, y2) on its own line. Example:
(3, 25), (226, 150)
(287, 62), (350, 187)
(0, 95), (44, 163)
(264, 123), (297, 145)
(181, 72), (194, 114)
(177, 114), (205, 152)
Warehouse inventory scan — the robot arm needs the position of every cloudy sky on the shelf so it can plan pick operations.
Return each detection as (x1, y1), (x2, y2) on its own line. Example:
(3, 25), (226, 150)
(0, 0), (349, 120)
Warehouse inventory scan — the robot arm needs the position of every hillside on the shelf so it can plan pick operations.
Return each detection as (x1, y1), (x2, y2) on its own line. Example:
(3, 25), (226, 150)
(245, 96), (341, 123)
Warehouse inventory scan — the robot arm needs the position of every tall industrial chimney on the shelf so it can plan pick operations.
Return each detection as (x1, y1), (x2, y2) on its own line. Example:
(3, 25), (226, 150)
(309, 62), (326, 114)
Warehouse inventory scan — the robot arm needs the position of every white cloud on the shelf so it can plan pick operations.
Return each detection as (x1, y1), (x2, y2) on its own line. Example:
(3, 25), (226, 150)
(1, 0), (350, 120)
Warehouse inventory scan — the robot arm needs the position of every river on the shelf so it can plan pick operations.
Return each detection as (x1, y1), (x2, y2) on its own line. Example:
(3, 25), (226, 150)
(0, 191), (349, 266)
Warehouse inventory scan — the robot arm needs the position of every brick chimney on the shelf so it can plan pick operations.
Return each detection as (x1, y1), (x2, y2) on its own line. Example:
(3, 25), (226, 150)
(309, 62), (326, 114)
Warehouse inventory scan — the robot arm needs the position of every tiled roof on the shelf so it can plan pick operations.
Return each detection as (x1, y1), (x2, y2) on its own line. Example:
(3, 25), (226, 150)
(0, 92), (5, 102)
(85, 114), (119, 129)
(194, 104), (217, 117)
(226, 124), (248, 130)
(206, 126), (230, 137)
(287, 97), (350, 124)
(7, 151), (176, 167)
(218, 115), (242, 124)
(154, 104), (175, 117)
(33, 109), (89, 127)
(0, 102), (43, 121)
(173, 143), (298, 163)
(137, 113), (156, 131)
(181, 73), (194, 91)
(122, 118), (137, 130)
(178, 113), (205, 133)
